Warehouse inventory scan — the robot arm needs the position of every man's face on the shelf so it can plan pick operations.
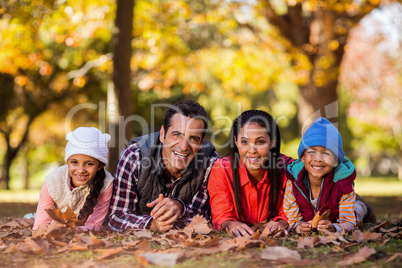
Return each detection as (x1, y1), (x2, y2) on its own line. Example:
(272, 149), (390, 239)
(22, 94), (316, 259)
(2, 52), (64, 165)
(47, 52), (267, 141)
(160, 113), (205, 178)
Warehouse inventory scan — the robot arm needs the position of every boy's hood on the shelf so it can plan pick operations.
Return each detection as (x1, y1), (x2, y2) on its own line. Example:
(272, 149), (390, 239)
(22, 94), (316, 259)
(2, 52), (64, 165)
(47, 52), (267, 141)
(287, 157), (355, 182)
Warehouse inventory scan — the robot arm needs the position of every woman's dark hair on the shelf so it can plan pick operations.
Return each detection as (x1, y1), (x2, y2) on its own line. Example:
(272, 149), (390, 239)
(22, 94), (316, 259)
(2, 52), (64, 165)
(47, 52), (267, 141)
(228, 110), (283, 222)
(78, 167), (106, 222)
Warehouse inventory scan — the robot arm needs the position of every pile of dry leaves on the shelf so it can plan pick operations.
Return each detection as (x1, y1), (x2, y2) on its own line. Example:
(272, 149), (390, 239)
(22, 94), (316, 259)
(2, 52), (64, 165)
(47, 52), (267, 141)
(0, 207), (401, 267)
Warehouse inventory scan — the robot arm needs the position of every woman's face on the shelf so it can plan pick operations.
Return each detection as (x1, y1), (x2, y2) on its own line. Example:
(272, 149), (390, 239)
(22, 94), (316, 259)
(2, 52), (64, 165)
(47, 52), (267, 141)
(234, 122), (275, 172)
(67, 154), (102, 188)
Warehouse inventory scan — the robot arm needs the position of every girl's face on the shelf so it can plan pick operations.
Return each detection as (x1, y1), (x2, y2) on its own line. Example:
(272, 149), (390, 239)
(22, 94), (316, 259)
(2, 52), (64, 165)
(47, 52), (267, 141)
(235, 122), (275, 172)
(67, 154), (102, 188)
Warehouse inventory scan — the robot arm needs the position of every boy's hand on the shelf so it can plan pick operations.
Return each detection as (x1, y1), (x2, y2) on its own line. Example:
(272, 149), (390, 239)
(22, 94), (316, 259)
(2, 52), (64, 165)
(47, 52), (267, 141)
(299, 221), (312, 234)
(317, 220), (335, 232)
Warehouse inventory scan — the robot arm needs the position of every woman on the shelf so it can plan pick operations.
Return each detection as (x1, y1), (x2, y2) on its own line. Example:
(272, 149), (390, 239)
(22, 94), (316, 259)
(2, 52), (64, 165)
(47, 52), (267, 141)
(208, 110), (291, 237)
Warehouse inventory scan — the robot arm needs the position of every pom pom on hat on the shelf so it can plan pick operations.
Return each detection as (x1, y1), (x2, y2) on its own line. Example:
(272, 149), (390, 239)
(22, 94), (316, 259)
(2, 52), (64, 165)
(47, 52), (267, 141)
(298, 117), (344, 163)
(65, 127), (111, 165)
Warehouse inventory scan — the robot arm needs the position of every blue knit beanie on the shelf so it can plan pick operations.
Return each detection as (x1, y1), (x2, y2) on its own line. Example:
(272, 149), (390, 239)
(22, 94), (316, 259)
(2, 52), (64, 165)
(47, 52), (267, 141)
(298, 117), (344, 163)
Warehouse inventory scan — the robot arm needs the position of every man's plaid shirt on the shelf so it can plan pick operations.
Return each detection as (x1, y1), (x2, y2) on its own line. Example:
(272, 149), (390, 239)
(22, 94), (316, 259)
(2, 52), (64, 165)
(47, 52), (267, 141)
(108, 143), (218, 231)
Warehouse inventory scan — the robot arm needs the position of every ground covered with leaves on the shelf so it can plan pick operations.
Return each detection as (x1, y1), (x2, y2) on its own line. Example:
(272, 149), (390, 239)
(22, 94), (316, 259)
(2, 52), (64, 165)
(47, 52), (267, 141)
(0, 205), (401, 268)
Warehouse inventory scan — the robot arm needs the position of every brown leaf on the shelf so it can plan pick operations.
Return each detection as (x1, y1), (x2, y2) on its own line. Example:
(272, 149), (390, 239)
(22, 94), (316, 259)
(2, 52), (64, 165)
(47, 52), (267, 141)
(311, 209), (330, 228)
(136, 239), (152, 252)
(136, 254), (150, 266)
(122, 240), (142, 250)
(183, 215), (211, 237)
(298, 236), (320, 249)
(138, 251), (186, 267)
(9, 256), (29, 263)
(183, 236), (220, 248)
(350, 230), (382, 242)
(133, 229), (153, 239)
(261, 246), (302, 264)
(89, 231), (106, 248)
(45, 206), (78, 228)
(32, 262), (51, 268)
(95, 247), (124, 260)
(379, 226), (398, 233)
(0, 220), (20, 229)
(369, 220), (390, 232)
(385, 253), (402, 263)
(234, 236), (265, 250)
(336, 246), (376, 265)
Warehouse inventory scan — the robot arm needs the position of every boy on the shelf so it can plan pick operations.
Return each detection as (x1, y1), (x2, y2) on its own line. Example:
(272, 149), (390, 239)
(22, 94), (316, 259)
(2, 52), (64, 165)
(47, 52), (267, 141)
(284, 117), (375, 233)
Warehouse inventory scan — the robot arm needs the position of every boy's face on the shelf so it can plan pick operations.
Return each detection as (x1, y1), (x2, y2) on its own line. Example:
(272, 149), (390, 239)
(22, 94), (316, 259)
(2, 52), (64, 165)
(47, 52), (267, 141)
(301, 146), (338, 181)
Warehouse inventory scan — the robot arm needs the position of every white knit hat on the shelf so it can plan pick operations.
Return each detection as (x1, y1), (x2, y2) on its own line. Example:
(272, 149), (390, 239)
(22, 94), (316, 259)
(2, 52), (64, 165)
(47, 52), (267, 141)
(64, 127), (111, 165)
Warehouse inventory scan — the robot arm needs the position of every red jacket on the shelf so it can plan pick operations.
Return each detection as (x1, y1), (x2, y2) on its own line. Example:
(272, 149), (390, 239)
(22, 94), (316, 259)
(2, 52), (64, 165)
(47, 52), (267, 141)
(208, 156), (289, 230)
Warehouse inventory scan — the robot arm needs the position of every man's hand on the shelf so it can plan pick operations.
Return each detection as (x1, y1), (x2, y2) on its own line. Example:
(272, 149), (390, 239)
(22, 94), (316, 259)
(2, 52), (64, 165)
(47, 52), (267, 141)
(222, 220), (254, 237)
(317, 220), (335, 232)
(299, 221), (312, 234)
(146, 194), (183, 232)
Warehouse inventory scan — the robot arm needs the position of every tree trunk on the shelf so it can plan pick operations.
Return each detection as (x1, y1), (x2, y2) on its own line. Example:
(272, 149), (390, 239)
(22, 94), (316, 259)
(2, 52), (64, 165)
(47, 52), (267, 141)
(399, 150), (402, 181)
(108, 0), (135, 175)
(263, 3), (356, 133)
(2, 144), (18, 190)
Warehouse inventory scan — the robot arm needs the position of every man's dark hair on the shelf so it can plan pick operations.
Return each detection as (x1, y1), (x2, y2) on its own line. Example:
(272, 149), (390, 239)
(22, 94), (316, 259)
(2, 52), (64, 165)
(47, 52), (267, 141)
(163, 100), (208, 138)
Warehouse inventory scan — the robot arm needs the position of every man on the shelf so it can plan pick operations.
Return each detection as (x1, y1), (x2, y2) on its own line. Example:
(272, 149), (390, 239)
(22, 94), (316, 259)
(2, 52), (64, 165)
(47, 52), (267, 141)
(108, 100), (218, 232)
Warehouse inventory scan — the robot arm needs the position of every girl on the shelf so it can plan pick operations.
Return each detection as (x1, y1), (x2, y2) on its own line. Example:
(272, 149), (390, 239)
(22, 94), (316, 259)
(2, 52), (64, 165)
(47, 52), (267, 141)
(33, 127), (114, 232)
(208, 110), (291, 237)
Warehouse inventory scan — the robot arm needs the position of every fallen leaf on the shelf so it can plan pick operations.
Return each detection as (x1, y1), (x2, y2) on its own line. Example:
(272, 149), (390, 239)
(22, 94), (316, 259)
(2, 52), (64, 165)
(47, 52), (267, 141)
(122, 240), (142, 249)
(89, 231), (106, 248)
(183, 236), (220, 248)
(298, 236), (319, 249)
(0, 220), (20, 229)
(369, 221), (390, 232)
(9, 256), (29, 263)
(351, 230), (382, 242)
(138, 251), (185, 267)
(136, 254), (150, 266)
(183, 215), (211, 237)
(385, 252), (402, 263)
(45, 206), (78, 228)
(133, 230), (153, 239)
(136, 239), (152, 252)
(379, 227), (398, 233)
(261, 246), (302, 264)
(95, 247), (124, 260)
(336, 246), (376, 266)
(234, 236), (265, 250)
(311, 209), (330, 229)
(32, 262), (51, 268)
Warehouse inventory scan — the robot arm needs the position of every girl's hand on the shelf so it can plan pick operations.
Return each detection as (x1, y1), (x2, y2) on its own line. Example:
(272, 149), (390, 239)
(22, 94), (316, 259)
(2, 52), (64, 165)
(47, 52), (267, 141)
(222, 220), (254, 237)
(317, 220), (335, 232)
(265, 220), (289, 237)
(299, 221), (312, 234)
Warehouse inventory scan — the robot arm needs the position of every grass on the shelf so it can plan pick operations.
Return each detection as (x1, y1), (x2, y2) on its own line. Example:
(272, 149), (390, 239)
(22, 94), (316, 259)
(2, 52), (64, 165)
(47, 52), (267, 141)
(0, 176), (401, 267)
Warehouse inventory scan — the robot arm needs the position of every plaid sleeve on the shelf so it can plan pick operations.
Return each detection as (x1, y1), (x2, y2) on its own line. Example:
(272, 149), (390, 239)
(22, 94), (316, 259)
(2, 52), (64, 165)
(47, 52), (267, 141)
(108, 144), (152, 231)
(177, 151), (219, 227)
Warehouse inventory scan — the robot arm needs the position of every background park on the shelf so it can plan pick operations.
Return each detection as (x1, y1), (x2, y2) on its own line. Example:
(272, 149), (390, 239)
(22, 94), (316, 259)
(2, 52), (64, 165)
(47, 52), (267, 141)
(0, 0), (401, 267)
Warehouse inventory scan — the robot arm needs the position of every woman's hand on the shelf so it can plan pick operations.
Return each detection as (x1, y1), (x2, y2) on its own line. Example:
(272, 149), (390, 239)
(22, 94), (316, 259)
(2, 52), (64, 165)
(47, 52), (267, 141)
(265, 220), (289, 237)
(317, 220), (335, 233)
(299, 221), (312, 234)
(222, 220), (254, 237)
